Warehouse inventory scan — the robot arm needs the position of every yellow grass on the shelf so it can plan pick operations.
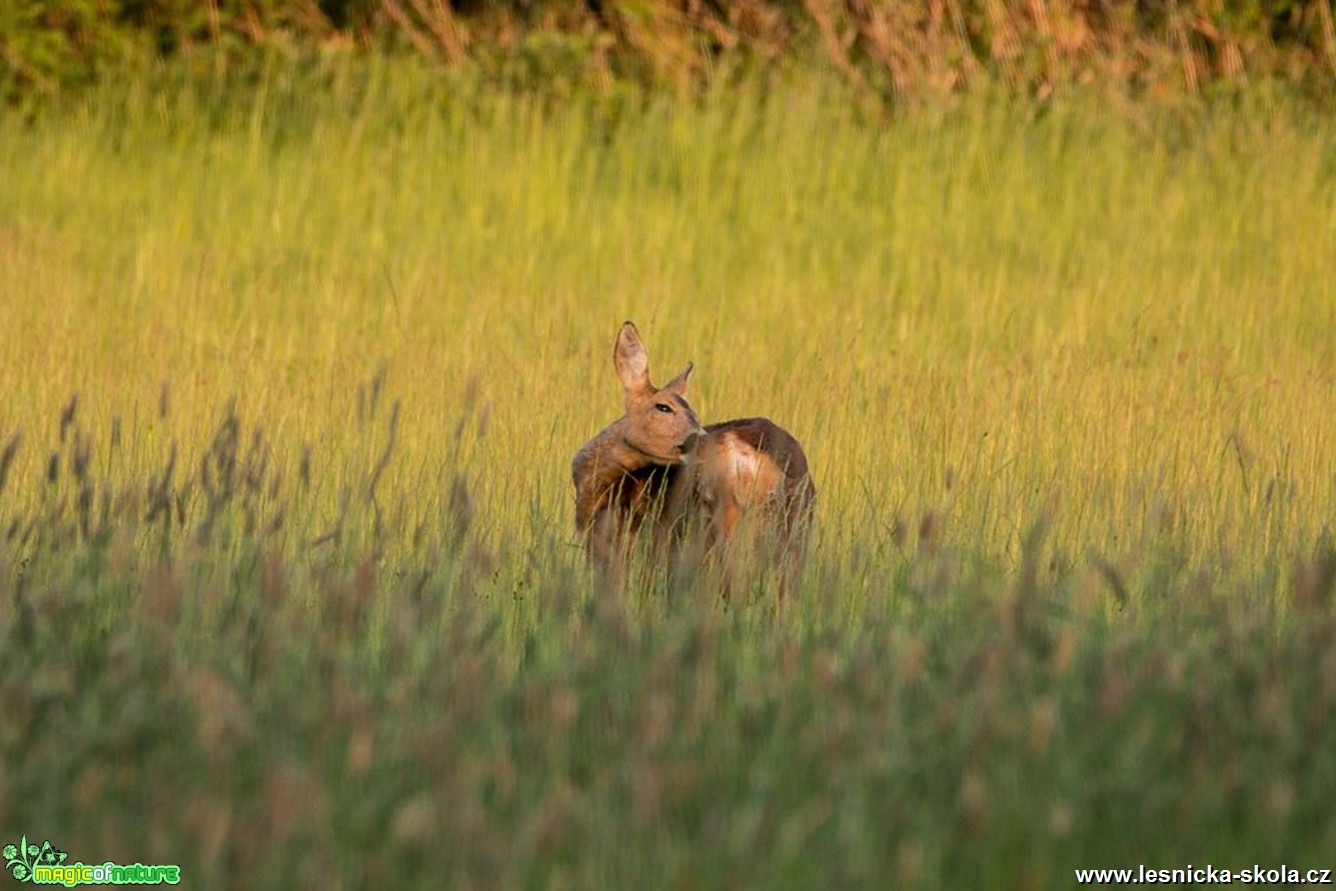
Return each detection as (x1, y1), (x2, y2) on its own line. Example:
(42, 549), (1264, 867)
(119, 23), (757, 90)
(1, 75), (1333, 587)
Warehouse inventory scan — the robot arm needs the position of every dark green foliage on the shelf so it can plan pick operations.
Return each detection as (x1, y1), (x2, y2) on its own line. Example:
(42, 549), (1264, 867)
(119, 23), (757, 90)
(2, 1), (1335, 106)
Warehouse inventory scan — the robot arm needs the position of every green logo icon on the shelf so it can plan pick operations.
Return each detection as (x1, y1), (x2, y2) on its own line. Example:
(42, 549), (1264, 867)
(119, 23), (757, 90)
(3, 838), (65, 883)
(4, 836), (180, 885)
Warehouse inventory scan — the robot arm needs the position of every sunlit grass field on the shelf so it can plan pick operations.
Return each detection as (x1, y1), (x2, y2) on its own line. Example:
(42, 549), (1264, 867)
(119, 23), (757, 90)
(2, 61), (1335, 888)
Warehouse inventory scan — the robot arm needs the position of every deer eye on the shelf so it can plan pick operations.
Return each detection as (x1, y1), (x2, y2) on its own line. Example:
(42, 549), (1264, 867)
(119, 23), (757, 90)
(654, 403), (674, 414)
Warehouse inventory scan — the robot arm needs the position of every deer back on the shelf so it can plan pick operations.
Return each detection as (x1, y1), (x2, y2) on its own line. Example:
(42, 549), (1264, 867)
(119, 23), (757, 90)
(668, 416), (815, 560)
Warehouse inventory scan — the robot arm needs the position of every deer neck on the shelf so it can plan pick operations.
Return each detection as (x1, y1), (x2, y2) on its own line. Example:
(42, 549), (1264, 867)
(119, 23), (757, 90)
(588, 418), (659, 478)
(575, 418), (668, 518)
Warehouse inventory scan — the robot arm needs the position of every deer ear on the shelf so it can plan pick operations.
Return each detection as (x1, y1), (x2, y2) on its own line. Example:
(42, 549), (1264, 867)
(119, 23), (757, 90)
(614, 321), (651, 393)
(662, 361), (693, 395)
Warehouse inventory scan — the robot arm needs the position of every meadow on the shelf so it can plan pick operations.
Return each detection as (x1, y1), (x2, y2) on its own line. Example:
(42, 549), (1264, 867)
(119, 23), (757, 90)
(2, 60), (1335, 888)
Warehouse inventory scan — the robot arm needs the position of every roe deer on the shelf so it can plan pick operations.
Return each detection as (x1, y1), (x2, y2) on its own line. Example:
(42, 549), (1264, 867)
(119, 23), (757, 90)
(572, 321), (814, 591)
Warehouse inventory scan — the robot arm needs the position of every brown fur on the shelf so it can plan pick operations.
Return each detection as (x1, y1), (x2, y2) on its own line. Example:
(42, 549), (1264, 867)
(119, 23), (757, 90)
(572, 322), (702, 573)
(679, 418), (814, 549)
(666, 419), (815, 595)
(572, 322), (815, 591)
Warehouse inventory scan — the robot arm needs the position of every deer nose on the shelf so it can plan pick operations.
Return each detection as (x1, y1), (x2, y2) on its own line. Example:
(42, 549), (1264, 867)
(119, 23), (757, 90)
(679, 431), (701, 456)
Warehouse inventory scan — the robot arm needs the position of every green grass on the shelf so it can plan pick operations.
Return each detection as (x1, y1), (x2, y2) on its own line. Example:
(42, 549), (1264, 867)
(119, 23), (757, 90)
(1, 62), (1335, 888)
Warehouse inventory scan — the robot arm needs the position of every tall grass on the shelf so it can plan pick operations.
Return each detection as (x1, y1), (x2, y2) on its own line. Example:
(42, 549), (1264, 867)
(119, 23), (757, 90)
(1, 64), (1335, 887)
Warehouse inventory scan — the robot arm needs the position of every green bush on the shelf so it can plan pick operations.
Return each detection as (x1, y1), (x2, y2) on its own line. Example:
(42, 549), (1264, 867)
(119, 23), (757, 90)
(3, 1), (1336, 106)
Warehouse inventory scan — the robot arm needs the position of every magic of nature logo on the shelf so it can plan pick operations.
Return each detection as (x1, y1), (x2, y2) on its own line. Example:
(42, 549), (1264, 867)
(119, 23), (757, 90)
(4, 836), (180, 885)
